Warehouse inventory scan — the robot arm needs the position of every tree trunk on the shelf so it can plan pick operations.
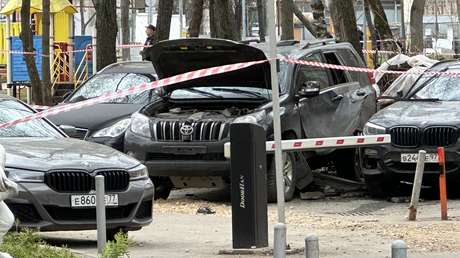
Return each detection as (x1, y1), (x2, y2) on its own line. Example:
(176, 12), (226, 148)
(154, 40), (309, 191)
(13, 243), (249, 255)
(41, 0), (52, 105)
(20, 0), (42, 104)
(93, 0), (117, 71)
(367, 0), (396, 50)
(121, 0), (130, 60)
(288, 0), (316, 37)
(310, 0), (329, 38)
(409, 0), (426, 53)
(329, 0), (363, 58)
(80, 0), (85, 35)
(156, 0), (174, 41)
(364, 0), (377, 65)
(209, 0), (238, 40)
(234, 0), (242, 39)
(280, 0), (294, 40)
(256, 0), (266, 42)
(188, 0), (204, 37)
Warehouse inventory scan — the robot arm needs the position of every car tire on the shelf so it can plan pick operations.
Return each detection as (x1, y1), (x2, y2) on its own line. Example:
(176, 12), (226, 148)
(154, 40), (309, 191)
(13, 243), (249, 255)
(151, 177), (173, 200)
(267, 152), (296, 203)
(106, 228), (128, 241)
(334, 148), (363, 181)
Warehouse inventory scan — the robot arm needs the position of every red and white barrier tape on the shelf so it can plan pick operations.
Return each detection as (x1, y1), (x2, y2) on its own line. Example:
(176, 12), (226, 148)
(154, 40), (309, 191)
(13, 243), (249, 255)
(6, 56), (460, 130)
(0, 60), (266, 129)
(224, 134), (391, 158)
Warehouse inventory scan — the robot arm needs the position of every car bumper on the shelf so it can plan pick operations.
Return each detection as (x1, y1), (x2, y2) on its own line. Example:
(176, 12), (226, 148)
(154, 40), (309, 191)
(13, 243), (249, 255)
(125, 132), (230, 178)
(6, 178), (154, 232)
(362, 144), (460, 183)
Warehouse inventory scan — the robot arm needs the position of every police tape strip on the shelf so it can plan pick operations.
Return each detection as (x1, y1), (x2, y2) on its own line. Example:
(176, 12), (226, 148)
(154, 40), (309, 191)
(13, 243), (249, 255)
(0, 60), (266, 129)
(223, 134), (391, 158)
(3, 56), (460, 129)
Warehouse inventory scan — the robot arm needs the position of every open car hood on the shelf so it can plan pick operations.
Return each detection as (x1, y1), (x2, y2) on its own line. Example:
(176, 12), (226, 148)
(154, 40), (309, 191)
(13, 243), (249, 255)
(147, 38), (271, 92)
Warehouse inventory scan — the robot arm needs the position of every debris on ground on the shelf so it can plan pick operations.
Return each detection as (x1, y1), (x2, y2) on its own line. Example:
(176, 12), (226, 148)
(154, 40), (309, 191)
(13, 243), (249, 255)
(390, 197), (411, 203)
(300, 191), (325, 200)
(196, 207), (216, 215)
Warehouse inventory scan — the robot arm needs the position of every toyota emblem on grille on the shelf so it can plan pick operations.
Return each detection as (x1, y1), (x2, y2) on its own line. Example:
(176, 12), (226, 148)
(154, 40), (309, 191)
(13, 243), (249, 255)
(180, 124), (194, 136)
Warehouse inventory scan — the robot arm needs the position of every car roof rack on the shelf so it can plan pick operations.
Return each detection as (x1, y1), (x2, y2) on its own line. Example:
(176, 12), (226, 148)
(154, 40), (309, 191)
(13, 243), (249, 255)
(302, 38), (337, 49)
(277, 40), (300, 47)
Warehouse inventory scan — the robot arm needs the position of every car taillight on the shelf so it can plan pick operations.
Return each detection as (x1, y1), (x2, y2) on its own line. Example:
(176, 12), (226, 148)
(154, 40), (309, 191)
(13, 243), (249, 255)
(367, 72), (376, 84)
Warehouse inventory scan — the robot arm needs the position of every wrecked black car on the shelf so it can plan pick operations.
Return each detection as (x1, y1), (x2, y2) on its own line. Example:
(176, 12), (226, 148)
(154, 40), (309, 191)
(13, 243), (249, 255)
(125, 38), (376, 201)
(362, 60), (460, 197)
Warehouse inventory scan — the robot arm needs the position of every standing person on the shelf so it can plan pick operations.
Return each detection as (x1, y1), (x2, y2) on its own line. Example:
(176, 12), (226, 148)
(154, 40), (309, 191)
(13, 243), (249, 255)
(141, 24), (156, 61)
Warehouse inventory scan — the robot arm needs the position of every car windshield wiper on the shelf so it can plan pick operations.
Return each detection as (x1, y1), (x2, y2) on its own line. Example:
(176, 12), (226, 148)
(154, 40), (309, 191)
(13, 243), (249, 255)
(182, 88), (223, 99)
(406, 97), (441, 102)
(211, 88), (268, 99)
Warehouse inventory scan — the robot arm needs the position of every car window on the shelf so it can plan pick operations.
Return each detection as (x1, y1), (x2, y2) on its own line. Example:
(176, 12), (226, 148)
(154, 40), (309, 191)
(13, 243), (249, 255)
(296, 53), (330, 90)
(67, 73), (127, 103)
(412, 72), (460, 100)
(323, 52), (349, 85)
(0, 100), (63, 138)
(336, 49), (367, 85)
(108, 73), (155, 104)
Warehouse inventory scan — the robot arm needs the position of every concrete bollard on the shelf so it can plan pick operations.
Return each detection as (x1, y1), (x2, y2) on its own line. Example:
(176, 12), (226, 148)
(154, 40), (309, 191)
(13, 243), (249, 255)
(96, 175), (106, 254)
(274, 223), (286, 258)
(305, 234), (319, 258)
(408, 150), (426, 221)
(391, 240), (407, 258)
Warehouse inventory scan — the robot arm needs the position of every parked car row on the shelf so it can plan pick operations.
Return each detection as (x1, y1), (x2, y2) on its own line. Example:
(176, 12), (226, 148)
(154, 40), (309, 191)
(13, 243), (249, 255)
(2, 38), (456, 241)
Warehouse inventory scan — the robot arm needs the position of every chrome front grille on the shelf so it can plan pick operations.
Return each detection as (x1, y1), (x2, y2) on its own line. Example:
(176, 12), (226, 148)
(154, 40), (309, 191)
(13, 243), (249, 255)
(390, 126), (459, 147)
(152, 121), (230, 141)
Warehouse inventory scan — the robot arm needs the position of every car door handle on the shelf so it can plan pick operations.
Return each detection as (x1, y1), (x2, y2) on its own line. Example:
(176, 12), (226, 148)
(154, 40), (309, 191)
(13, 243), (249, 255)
(331, 95), (344, 102)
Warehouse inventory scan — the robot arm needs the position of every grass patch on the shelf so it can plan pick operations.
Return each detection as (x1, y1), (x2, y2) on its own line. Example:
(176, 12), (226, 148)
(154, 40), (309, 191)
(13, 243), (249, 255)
(101, 232), (132, 258)
(0, 230), (75, 258)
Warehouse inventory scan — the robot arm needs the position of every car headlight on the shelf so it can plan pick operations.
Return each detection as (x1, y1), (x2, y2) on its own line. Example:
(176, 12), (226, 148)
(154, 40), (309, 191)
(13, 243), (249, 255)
(92, 119), (131, 138)
(129, 165), (148, 180)
(233, 110), (267, 124)
(130, 113), (152, 138)
(6, 168), (44, 183)
(363, 122), (386, 135)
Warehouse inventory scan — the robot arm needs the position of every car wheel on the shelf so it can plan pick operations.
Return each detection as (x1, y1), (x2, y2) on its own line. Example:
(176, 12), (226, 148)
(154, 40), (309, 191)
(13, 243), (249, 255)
(334, 148), (363, 181)
(267, 152), (296, 203)
(151, 177), (173, 200)
(106, 228), (128, 241)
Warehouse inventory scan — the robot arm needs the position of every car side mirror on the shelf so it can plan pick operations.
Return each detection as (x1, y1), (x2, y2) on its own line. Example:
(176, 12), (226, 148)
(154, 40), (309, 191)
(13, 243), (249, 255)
(297, 81), (321, 99)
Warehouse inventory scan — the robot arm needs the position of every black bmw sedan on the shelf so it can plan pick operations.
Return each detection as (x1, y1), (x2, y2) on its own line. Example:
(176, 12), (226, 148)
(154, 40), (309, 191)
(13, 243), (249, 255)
(49, 61), (158, 151)
(362, 60), (460, 196)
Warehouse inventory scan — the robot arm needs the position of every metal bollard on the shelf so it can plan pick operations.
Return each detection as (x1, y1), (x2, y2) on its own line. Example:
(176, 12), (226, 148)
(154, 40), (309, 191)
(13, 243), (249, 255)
(274, 223), (286, 258)
(391, 240), (407, 258)
(96, 175), (106, 254)
(408, 150), (426, 221)
(304, 234), (319, 258)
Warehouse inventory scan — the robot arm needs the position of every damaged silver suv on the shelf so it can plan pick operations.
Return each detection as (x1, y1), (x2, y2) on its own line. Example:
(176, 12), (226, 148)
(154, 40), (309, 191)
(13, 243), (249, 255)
(125, 38), (376, 202)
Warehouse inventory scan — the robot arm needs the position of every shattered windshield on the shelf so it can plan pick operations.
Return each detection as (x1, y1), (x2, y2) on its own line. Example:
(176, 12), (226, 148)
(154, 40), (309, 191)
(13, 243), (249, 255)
(0, 100), (62, 137)
(411, 69), (460, 101)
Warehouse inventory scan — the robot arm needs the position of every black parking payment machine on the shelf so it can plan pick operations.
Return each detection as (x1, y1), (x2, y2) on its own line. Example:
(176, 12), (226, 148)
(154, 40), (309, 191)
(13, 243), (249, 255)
(230, 123), (268, 249)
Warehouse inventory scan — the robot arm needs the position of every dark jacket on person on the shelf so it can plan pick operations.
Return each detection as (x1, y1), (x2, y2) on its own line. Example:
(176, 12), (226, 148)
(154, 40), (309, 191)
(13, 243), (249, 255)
(141, 36), (156, 61)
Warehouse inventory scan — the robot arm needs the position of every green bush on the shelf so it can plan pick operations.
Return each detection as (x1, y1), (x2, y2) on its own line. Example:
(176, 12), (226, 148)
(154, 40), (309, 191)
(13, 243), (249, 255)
(0, 230), (75, 258)
(101, 232), (131, 258)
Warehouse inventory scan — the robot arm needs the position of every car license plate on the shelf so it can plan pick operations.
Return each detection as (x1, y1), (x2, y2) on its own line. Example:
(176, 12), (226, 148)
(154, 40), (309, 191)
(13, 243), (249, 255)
(70, 194), (119, 208)
(400, 153), (439, 163)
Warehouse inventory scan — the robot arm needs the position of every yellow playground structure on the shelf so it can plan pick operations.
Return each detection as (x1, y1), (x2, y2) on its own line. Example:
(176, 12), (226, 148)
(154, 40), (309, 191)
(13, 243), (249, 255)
(0, 0), (94, 102)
